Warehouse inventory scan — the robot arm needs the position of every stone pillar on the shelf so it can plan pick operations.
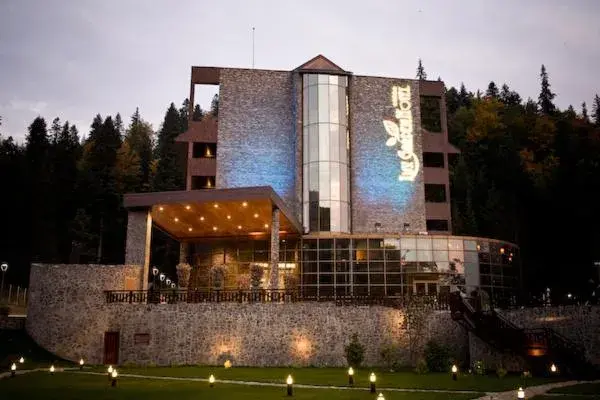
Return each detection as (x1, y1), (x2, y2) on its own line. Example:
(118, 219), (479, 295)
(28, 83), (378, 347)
(125, 208), (152, 290)
(269, 207), (280, 289)
(179, 242), (190, 264)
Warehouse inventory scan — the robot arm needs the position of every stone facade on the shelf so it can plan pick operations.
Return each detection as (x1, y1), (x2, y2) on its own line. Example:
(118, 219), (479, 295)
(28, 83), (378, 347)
(217, 68), (298, 217)
(349, 77), (426, 233)
(470, 306), (600, 370)
(27, 264), (465, 367)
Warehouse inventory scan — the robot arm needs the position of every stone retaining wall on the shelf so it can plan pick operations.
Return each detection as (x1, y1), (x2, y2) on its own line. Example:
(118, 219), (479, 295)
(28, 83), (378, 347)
(0, 315), (26, 330)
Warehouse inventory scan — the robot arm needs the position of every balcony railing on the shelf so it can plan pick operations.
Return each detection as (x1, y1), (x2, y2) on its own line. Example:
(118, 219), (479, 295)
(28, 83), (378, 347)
(104, 289), (452, 310)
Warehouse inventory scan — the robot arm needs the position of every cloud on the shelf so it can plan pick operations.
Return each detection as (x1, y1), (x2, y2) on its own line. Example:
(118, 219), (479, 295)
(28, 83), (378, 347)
(7, 100), (48, 114)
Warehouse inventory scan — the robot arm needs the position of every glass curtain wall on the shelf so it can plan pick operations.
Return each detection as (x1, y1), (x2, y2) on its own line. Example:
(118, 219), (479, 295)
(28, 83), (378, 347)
(302, 74), (350, 233)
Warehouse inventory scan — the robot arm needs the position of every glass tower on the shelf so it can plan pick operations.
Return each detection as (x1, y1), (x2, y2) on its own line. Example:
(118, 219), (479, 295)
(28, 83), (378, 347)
(302, 74), (350, 233)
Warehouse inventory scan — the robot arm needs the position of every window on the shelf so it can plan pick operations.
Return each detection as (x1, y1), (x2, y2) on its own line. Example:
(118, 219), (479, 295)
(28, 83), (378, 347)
(425, 184), (447, 202)
(426, 219), (449, 231)
(192, 142), (217, 158)
(191, 176), (215, 189)
(423, 152), (444, 168)
(420, 96), (442, 132)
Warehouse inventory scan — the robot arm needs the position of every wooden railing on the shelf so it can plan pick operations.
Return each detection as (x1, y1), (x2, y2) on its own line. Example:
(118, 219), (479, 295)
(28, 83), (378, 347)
(104, 289), (452, 309)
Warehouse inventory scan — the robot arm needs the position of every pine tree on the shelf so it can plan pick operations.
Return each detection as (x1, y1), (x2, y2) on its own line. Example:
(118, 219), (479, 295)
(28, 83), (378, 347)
(500, 84), (522, 106)
(458, 83), (471, 108)
(193, 104), (204, 121)
(566, 105), (576, 119)
(581, 102), (589, 122)
(179, 99), (190, 131)
(153, 103), (185, 191)
(538, 64), (556, 114)
(416, 58), (427, 80)
(50, 117), (62, 144)
(210, 94), (219, 118)
(592, 94), (600, 126)
(486, 82), (499, 98)
(125, 107), (153, 191)
(114, 113), (124, 137)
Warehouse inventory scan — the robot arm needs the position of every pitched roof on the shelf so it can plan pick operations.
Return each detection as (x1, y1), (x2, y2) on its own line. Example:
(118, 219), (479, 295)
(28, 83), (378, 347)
(295, 54), (347, 73)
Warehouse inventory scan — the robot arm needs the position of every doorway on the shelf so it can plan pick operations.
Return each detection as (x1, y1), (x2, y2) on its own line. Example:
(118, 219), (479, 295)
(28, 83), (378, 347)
(103, 331), (120, 365)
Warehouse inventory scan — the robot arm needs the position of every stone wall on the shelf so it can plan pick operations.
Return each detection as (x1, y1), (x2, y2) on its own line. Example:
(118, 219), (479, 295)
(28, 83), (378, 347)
(26, 264), (466, 366)
(0, 315), (26, 330)
(470, 306), (600, 370)
(349, 77), (426, 233)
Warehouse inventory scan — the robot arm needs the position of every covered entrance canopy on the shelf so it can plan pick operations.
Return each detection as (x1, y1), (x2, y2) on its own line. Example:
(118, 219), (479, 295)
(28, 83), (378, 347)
(123, 186), (302, 290)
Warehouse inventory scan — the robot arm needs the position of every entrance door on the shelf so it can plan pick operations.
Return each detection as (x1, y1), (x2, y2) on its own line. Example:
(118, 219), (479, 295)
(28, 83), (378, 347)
(104, 332), (120, 365)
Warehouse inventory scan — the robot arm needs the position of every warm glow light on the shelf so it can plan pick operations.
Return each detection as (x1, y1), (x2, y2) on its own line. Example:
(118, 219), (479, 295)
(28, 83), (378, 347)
(227, 215), (231, 220)
(159, 206), (164, 212)
(50, 365), (55, 373)
(112, 370), (118, 378)
(370, 372), (376, 383)
(213, 226), (218, 231)
(452, 365), (458, 373)
(237, 225), (242, 229)
(476, 244), (481, 251)
(517, 387), (525, 399)
(19, 357), (24, 363)
(174, 217), (179, 222)
(185, 205), (191, 210)
(224, 360), (232, 368)
(348, 367), (354, 376)
(254, 213), (259, 218)
(377, 393), (385, 400)
(550, 363), (557, 373)
(108, 365), (113, 374)
(209, 374), (215, 383)
(500, 248), (505, 254)
(11, 363), (16, 371)
(242, 202), (248, 207)
(80, 359), (84, 366)
(200, 216), (205, 221)
(286, 375), (293, 385)
(264, 224), (269, 228)
(188, 227), (193, 232)
(214, 204), (219, 208)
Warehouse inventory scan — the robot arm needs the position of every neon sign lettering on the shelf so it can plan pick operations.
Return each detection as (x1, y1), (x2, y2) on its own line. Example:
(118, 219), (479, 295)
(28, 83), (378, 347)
(383, 85), (419, 181)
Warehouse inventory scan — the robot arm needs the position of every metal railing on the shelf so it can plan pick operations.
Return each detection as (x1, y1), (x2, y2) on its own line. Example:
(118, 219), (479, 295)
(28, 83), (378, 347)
(104, 289), (452, 309)
(0, 284), (28, 306)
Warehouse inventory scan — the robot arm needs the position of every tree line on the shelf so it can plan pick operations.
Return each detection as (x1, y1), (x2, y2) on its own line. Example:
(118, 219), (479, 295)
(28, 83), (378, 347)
(1, 64), (600, 298)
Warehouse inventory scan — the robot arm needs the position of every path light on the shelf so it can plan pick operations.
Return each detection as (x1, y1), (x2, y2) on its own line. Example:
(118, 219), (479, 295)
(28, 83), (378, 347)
(49, 365), (55, 375)
(209, 374), (215, 388)
(19, 357), (24, 364)
(107, 365), (113, 381)
(550, 363), (557, 373)
(377, 393), (385, 400)
(166, 278), (171, 286)
(11, 363), (16, 378)
(369, 372), (376, 393)
(79, 358), (85, 370)
(517, 387), (525, 399)
(286, 375), (293, 396)
(111, 369), (118, 387)
(171, 283), (176, 289)
(348, 367), (354, 385)
(452, 364), (458, 380)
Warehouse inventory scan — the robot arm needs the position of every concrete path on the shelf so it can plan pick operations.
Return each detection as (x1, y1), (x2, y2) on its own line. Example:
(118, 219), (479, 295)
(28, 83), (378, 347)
(472, 380), (600, 400)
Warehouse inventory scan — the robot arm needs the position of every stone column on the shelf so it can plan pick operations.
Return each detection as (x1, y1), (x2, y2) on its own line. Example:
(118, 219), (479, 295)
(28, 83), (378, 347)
(125, 208), (152, 290)
(179, 242), (190, 264)
(269, 207), (280, 289)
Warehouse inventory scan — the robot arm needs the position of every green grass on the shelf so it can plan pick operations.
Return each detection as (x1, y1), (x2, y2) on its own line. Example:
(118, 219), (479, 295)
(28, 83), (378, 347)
(533, 397), (600, 400)
(0, 329), (73, 371)
(89, 365), (564, 392)
(0, 372), (482, 400)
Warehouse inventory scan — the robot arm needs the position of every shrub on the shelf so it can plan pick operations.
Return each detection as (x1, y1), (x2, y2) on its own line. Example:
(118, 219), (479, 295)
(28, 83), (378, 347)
(473, 360), (485, 375)
(423, 341), (453, 372)
(496, 366), (507, 378)
(414, 357), (429, 374)
(210, 264), (227, 290)
(249, 264), (263, 289)
(380, 343), (400, 370)
(344, 333), (365, 368)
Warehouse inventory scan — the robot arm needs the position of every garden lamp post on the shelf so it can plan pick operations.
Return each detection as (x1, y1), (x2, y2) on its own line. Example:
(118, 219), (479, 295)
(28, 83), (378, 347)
(348, 367), (354, 385)
(11, 363), (16, 378)
(79, 359), (85, 370)
(19, 357), (24, 364)
(49, 365), (55, 375)
(111, 369), (118, 387)
(452, 364), (458, 380)
(369, 372), (376, 393)
(377, 393), (385, 400)
(517, 387), (525, 399)
(152, 267), (159, 289)
(107, 365), (113, 381)
(166, 278), (171, 286)
(159, 273), (165, 289)
(209, 374), (215, 387)
(1, 262), (8, 299)
(286, 375), (293, 396)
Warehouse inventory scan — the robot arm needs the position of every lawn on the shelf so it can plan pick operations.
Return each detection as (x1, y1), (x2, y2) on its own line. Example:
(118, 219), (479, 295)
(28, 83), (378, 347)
(0, 372), (483, 400)
(89, 365), (563, 393)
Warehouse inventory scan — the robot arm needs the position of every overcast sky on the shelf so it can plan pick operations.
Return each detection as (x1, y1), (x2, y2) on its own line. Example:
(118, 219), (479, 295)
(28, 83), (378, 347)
(1, 0), (599, 141)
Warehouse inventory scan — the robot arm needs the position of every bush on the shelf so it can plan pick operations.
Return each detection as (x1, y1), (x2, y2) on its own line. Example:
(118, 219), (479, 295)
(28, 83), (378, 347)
(414, 358), (429, 374)
(423, 341), (453, 372)
(473, 360), (485, 375)
(249, 264), (263, 289)
(344, 333), (365, 368)
(380, 344), (400, 370)
(496, 366), (507, 378)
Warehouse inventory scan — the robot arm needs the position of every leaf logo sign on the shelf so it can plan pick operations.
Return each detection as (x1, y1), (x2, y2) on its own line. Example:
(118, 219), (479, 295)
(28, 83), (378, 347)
(383, 85), (419, 181)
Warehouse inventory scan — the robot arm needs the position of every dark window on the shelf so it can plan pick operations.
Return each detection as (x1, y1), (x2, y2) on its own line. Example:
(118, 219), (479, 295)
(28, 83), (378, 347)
(426, 219), (449, 231)
(420, 96), (442, 132)
(191, 176), (215, 189)
(192, 142), (217, 158)
(425, 184), (447, 202)
(423, 152), (445, 168)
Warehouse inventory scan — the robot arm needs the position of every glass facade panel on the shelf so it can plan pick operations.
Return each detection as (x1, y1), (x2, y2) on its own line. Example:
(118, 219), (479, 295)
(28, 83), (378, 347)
(309, 125), (318, 163)
(417, 238), (432, 250)
(308, 85), (318, 124)
(448, 239), (463, 251)
(319, 124), (329, 161)
(329, 86), (339, 123)
(319, 162), (330, 200)
(432, 238), (447, 250)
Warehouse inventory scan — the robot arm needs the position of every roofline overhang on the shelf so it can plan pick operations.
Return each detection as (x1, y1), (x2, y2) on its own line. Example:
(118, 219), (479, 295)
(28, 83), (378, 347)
(123, 186), (303, 234)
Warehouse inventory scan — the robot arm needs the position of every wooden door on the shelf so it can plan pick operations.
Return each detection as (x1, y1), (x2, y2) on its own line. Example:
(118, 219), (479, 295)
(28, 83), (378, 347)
(103, 332), (120, 365)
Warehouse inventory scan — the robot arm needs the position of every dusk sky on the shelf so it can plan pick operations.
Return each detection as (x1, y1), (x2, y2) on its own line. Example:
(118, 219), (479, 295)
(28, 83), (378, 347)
(1, 0), (599, 141)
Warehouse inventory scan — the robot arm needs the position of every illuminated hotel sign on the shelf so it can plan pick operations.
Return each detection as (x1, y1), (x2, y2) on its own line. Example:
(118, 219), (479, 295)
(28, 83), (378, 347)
(383, 85), (419, 181)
